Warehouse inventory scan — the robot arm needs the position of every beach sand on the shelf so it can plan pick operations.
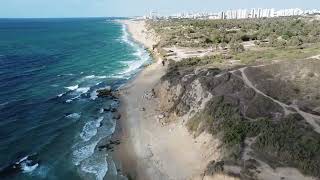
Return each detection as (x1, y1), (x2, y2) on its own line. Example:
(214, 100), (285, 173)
(112, 20), (225, 180)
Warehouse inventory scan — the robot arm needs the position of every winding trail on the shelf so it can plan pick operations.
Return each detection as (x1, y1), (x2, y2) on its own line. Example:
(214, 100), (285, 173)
(237, 67), (320, 134)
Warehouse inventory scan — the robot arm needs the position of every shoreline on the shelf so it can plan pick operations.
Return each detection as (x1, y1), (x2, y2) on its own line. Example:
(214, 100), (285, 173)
(112, 19), (221, 180)
(112, 19), (165, 179)
(114, 20), (164, 180)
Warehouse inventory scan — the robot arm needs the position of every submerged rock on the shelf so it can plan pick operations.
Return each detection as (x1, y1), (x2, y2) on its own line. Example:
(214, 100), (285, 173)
(97, 86), (112, 97)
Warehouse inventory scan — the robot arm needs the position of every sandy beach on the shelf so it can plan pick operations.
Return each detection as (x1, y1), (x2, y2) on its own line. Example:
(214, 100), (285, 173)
(113, 20), (226, 180)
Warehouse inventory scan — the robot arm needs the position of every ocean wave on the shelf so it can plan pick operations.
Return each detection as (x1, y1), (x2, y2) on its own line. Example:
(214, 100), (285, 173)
(72, 114), (116, 163)
(84, 75), (107, 79)
(76, 87), (90, 94)
(63, 85), (90, 103)
(72, 142), (98, 166)
(0, 101), (9, 107)
(90, 90), (98, 100)
(117, 23), (151, 78)
(21, 161), (39, 173)
(66, 113), (81, 119)
(65, 85), (79, 91)
(72, 114), (116, 180)
(118, 60), (145, 76)
(90, 85), (111, 101)
(58, 73), (74, 77)
(121, 24), (135, 47)
(80, 117), (104, 142)
(108, 74), (126, 79)
(0, 155), (40, 176)
(65, 95), (81, 103)
(80, 151), (108, 180)
(57, 92), (66, 97)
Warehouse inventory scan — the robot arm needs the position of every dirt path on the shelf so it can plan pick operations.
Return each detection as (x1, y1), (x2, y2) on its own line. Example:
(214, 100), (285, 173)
(238, 67), (320, 134)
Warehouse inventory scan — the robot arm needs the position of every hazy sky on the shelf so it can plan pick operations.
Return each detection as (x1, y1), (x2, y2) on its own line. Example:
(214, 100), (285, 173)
(1, 0), (320, 18)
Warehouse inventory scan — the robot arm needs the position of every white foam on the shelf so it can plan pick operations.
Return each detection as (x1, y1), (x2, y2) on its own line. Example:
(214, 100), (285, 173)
(116, 23), (151, 78)
(85, 75), (107, 79)
(72, 117), (116, 165)
(85, 75), (95, 79)
(72, 142), (98, 166)
(65, 95), (81, 103)
(76, 87), (90, 94)
(118, 59), (146, 76)
(80, 121), (98, 142)
(66, 99), (72, 103)
(65, 85), (79, 91)
(80, 152), (108, 180)
(80, 117), (104, 142)
(90, 90), (98, 100)
(21, 162), (39, 173)
(57, 93), (65, 97)
(121, 24), (135, 47)
(17, 156), (29, 164)
(66, 113), (81, 119)
(108, 74), (126, 79)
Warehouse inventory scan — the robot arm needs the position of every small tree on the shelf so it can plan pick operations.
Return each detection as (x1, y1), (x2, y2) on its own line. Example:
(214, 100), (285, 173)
(288, 36), (303, 47)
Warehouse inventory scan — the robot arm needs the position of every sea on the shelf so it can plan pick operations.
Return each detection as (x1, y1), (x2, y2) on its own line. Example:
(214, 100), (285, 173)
(0, 18), (151, 180)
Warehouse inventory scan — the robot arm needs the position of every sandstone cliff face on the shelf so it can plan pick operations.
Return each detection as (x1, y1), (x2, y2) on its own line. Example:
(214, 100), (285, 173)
(157, 66), (285, 124)
(155, 59), (320, 179)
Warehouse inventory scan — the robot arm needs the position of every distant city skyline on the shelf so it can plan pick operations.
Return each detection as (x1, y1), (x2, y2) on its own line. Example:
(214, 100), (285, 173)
(144, 8), (320, 20)
(1, 0), (320, 18)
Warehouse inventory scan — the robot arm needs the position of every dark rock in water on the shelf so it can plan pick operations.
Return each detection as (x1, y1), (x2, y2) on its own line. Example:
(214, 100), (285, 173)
(98, 144), (113, 151)
(104, 106), (111, 112)
(97, 86), (112, 97)
(0, 155), (39, 178)
(110, 140), (121, 145)
(98, 140), (121, 152)
(112, 91), (121, 99)
(111, 108), (117, 113)
(113, 112), (121, 120)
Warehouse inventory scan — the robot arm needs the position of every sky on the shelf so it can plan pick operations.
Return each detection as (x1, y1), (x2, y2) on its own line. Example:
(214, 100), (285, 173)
(0, 0), (320, 18)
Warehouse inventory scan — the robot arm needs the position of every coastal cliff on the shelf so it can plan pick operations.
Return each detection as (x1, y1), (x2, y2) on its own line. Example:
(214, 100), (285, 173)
(156, 59), (320, 180)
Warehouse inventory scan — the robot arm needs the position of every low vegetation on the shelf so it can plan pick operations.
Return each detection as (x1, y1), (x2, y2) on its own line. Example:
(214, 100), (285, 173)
(186, 95), (320, 177)
(149, 17), (320, 49)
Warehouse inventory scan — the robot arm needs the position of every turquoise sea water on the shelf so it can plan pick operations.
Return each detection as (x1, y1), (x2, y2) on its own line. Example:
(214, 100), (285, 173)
(0, 18), (151, 180)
